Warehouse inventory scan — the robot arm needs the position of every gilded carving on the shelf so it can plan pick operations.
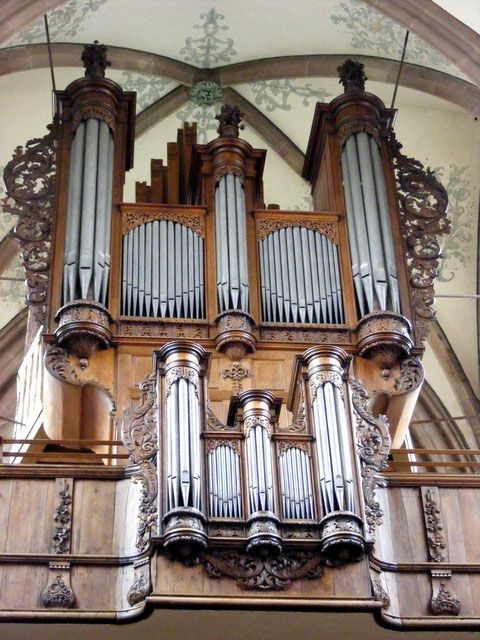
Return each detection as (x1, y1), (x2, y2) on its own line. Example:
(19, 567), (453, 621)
(122, 209), (205, 237)
(165, 366), (199, 398)
(52, 479), (72, 554)
(431, 582), (461, 616)
(202, 550), (323, 590)
(127, 572), (150, 606)
(122, 373), (158, 551)
(390, 132), (450, 342)
(2, 125), (57, 323)
(256, 218), (338, 244)
(351, 379), (391, 537)
(422, 488), (447, 563)
(41, 575), (74, 609)
(222, 362), (251, 394)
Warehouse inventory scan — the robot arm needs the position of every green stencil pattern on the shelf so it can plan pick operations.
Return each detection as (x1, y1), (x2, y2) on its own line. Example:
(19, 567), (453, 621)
(330, 0), (457, 75)
(121, 73), (172, 111)
(5, 0), (108, 46)
(180, 8), (236, 68)
(250, 80), (331, 112)
(433, 165), (475, 283)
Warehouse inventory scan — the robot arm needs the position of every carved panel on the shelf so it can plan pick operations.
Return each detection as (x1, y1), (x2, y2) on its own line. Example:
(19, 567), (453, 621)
(122, 373), (158, 551)
(390, 132), (450, 344)
(122, 209), (205, 237)
(41, 574), (74, 609)
(117, 320), (208, 339)
(260, 326), (349, 344)
(256, 218), (338, 244)
(52, 479), (72, 554)
(351, 379), (391, 539)
(222, 362), (251, 394)
(2, 125), (57, 323)
(421, 487), (447, 563)
(201, 550), (323, 590)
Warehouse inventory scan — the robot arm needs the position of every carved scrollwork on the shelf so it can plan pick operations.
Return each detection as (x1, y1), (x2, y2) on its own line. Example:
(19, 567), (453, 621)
(165, 366), (199, 398)
(202, 550), (323, 590)
(256, 218), (338, 244)
(309, 371), (343, 398)
(206, 402), (239, 431)
(244, 414), (271, 437)
(277, 441), (310, 456)
(222, 361), (251, 394)
(127, 572), (150, 606)
(431, 582), (461, 616)
(422, 488), (447, 563)
(390, 132), (450, 342)
(41, 575), (74, 609)
(283, 383), (307, 433)
(206, 438), (240, 453)
(122, 373), (158, 551)
(52, 479), (72, 554)
(393, 356), (424, 394)
(45, 345), (80, 384)
(351, 379), (391, 537)
(122, 209), (205, 237)
(371, 576), (390, 609)
(2, 125), (57, 323)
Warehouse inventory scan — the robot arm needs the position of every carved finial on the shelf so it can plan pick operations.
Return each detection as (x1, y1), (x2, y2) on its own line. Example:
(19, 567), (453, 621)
(82, 40), (111, 78)
(215, 104), (245, 138)
(337, 59), (367, 93)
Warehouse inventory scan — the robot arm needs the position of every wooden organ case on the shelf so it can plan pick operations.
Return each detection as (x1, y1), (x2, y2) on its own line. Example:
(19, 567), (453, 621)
(4, 46), (477, 631)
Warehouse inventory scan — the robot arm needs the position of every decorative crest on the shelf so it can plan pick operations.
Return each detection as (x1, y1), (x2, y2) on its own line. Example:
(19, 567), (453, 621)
(216, 104), (245, 138)
(337, 59), (367, 93)
(82, 40), (111, 78)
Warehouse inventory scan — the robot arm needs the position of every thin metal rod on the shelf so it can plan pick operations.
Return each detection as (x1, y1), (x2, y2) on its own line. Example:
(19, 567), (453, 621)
(411, 414), (480, 424)
(44, 14), (56, 93)
(390, 30), (410, 111)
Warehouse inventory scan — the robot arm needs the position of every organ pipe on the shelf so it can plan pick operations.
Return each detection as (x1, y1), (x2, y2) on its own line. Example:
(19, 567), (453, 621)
(121, 220), (205, 319)
(214, 174), (249, 313)
(341, 131), (400, 315)
(207, 444), (242, 518)
(63, 119), (114, 304)
(259, 227), (344, 324)
(278, 445), (314, 520)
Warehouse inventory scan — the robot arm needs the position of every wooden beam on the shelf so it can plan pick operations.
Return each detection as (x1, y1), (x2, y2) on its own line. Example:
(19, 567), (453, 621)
(428, 319), (480, 446)
(136, 85), (191, 138)
(222, 87), (305, 175)
(0, 0), (67, 45)
(363, 0), (480, 87)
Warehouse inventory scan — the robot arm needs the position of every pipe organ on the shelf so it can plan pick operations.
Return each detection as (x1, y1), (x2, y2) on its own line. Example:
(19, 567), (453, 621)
(4, 48), (469, 631)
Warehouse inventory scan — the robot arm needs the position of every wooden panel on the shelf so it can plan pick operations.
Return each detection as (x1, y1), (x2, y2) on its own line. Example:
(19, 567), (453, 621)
(0, 564), (46, 610)
(0, 479), (13, 551)
(457, 488), (480, 562)
(394, 572), (430, 618)
(72, 480), (116, 554)
(71, 566), (116, 610)
(5, 479), (55, 554)
(251, 359), (285, 391)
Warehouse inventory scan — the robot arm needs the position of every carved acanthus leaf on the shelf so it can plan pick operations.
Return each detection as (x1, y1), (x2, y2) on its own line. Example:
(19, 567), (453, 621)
(41, 575), (74, 609)
(351, 379), (391, 537)
(202, 550), (323, 590)
(2, 125), (57, 324)
(122, 209), (205, 237)
(52, 479), (72, 554)
(431, 582), (461, 616)
(394, 356), (424, 394)
(422, 488), (447, 563)
(127, 572), (150, 606)
(165, 366), (199, 398)
(244, 414), (271, 437)
(309, 371), (343, 398)
(122, 373), (159, 551)
(206, 402), (238, 431)
(390, 132), (450, 344)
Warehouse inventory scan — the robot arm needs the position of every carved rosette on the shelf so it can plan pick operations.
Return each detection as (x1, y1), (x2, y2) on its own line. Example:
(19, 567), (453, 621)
(122, 372), (159, 552)
(319, 511), (365, 563)
(246, 512), (282, 556)
(163, 507), (208, 556)
(356, 311), (413, 378)
(202, 550), (323, 590)
(41, 574), (75, 609)
(215, 309), (256, 361)
(54, 300), (112, 365)
(2, 125), (57, 324)
(390, 132), (450, 344)
(351, 379), (391, 540)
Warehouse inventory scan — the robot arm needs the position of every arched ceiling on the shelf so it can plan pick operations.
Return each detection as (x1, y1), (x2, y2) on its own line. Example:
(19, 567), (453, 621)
(0, 0), (479, 434)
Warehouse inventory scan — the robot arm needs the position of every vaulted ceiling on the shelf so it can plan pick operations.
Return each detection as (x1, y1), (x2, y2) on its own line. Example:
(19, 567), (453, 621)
(0, 0), (479, 438)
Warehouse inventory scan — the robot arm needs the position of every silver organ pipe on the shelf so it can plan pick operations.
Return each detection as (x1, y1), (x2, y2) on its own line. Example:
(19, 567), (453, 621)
(341, 131), (400, 315)
(63, 119), (114, 304)
(278, 446), (314, 520)
(121, 220), (205, 318)
(259, 227), (344, 324)
(207, 444), (242, 518)
(215, 174), (249, 313)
